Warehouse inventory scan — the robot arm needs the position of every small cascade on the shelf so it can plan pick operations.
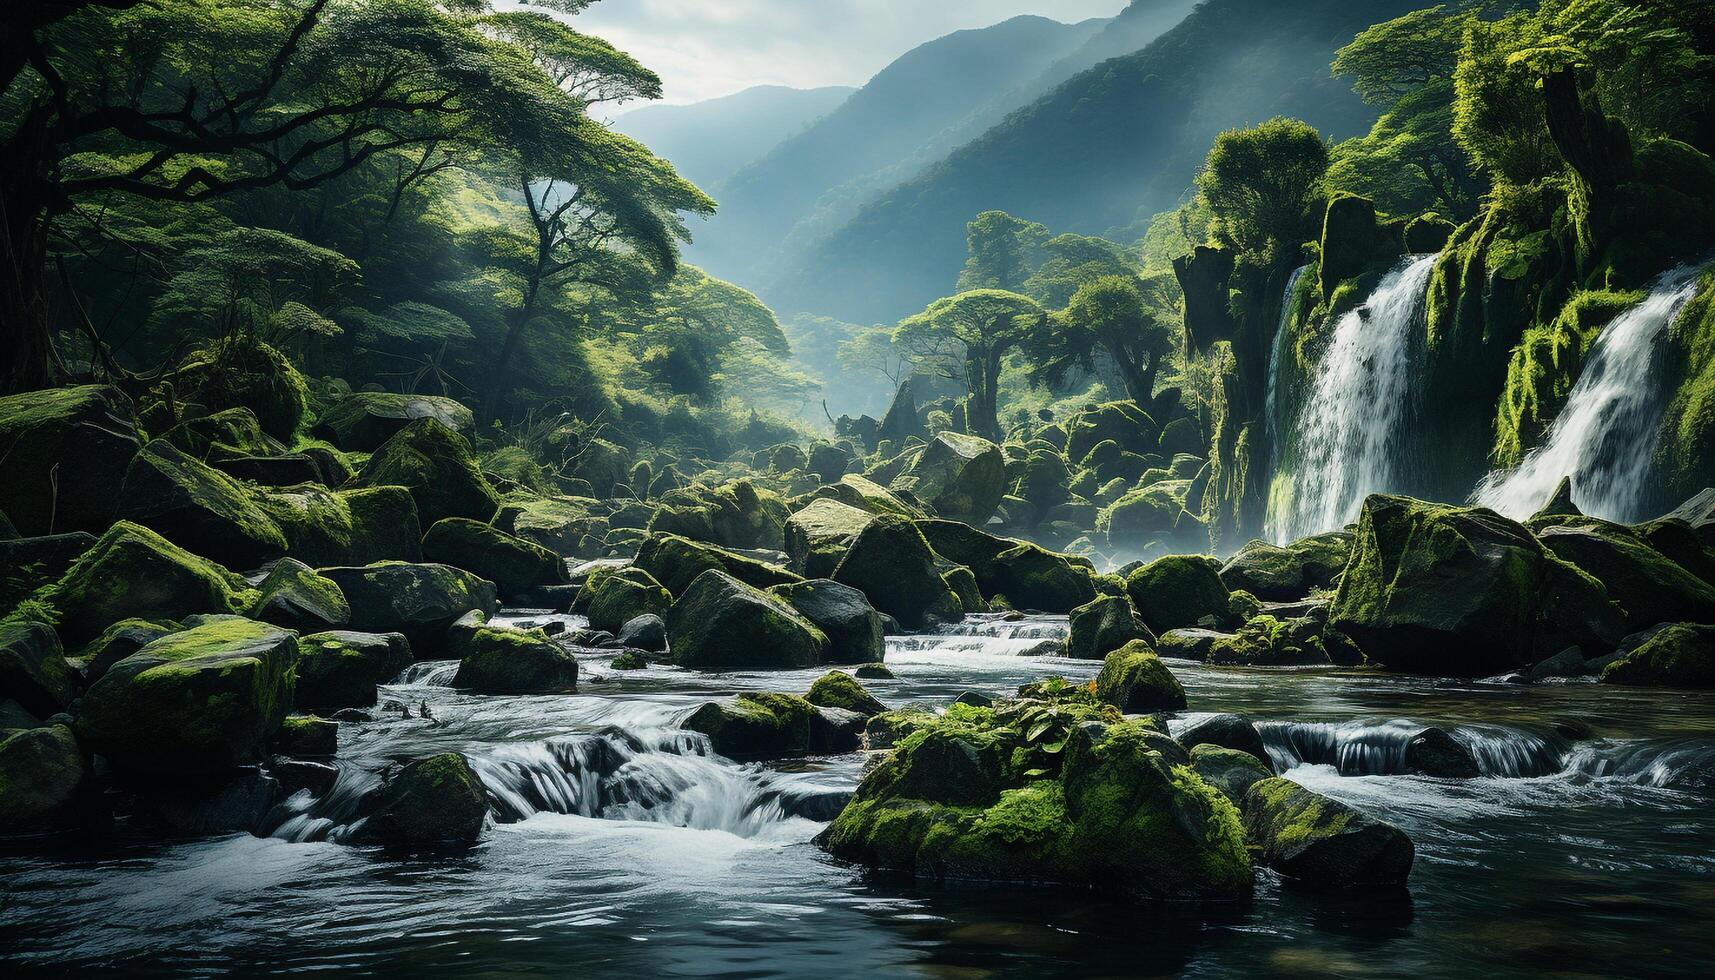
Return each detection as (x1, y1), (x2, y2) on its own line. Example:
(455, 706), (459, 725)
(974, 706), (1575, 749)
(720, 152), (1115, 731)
(887, 614), (1069, 657)
(393, 661), (459, 686)
(1256, 718), (1566, 777)
(1473, 266), (1706, 521)
(1265, 263), (1313, 471)
(1267, 254), (1440, 543)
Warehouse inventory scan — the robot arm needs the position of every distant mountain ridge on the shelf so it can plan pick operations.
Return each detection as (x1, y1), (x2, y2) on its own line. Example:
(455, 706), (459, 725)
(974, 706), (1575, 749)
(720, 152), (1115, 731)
(610, 85), (855, 191)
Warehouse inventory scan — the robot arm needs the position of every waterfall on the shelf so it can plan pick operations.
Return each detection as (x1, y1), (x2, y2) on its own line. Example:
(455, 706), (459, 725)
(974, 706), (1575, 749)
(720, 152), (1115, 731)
(1254, 719), (1566, 778)
(1473, 266), (1705, 521)
(1267, 254), (1439, 542)
(1265, 264), (1312, 471)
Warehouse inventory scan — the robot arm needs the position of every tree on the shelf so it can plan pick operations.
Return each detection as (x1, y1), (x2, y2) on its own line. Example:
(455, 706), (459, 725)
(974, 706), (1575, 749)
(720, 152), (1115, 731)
(596, 267), (789, 405)
(1023, 233), (1143, 308)
(893, 289), (1043, 440)
(1451, 14), (1562, 185)
(1196, 118), (1329, 258)
(1331, 5), (1473, 108)
(1328, 80), (1484, 220)
(1028, 276), (1178, 404)
(956, 211), (1050, 293)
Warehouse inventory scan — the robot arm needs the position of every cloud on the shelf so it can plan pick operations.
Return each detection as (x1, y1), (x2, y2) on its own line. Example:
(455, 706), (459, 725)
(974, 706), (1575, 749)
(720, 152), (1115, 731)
(558, 0), (1130, 105)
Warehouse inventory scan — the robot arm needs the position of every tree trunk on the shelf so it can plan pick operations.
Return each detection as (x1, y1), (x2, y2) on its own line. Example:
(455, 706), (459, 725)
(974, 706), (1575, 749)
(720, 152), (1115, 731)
(0, 161), (58, 395)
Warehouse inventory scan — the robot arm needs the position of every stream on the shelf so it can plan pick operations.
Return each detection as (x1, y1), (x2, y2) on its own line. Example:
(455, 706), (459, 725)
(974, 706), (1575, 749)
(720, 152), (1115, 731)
(3, 612), (1714, 977)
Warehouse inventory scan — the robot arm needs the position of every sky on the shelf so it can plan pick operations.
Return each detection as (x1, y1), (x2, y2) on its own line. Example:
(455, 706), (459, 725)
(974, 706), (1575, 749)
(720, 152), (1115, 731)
(554, 0), (1131, 106)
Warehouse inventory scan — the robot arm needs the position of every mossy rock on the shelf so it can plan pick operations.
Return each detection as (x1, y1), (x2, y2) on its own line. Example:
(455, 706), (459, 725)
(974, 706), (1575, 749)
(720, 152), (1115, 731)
(768, 579), (885, 664)
(1534, 520), (1715, 632)
(0, 532), (96, 617)
(454, 625), (579, 694)
(159, 407), (282, 461)
(680, 692), (824, 758)
(1065, 402), (1158, 464)
(831, 514), (964, 630)
(579, 565), (673, 635)
(1188, 744), (1273, 805)
(0, 621), (76, 718)
(251, 558), (350, 634)
(0, 724), (92, 836)
(257, 484), (424, 567)
(73, 617), (179, 684)
(569, 438), (631, 497)
(295, 630), (413, 711)
(117, 440), (289, 571)
(1066, 595), (1150, 661)
(784, 498), (875, 578)
(667, 570), (827, 671)
(170, 336), (309, 441)
(900, 432), (1007, 524)
(74, 618), (297, 777)
(1242, 777), (1414, 889)
(1098, 480), (1194, 550)
(0, 385), (140, 536)
(634, 532), (800, 596)
(1601, 623), (1715, 688)
(422, 518), (568, 599)
(803, 473), (929, 519)
(1219, 532), (1353, 601)
(988, 543), (1096, 614)
(1126, 555), (1232, 634)
(493, 496), (604, 556)
(274, 714), (338, 757)
(359, 753), (488, 847)
(312, 392), (474, 452)
(942, 566), (985, 614)
(1319, 193), (1405, 299)
(354, 418), (500, 528)
(318, 563), (498, 658)
(1095, 640), (1186, 713)
(35, 521), (257, 646)
(806, 670), (887, 717)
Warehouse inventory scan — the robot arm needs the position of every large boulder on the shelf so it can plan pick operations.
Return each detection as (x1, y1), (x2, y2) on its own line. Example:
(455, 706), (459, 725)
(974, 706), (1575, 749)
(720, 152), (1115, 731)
(1319, 193), (1405, 298)
(454, 625), (579, 694)
(354, 418), (500, 527)
(988, 543), (1096, 613)
(1534, 520), (1715, 630)
(422, 518), (568, 599)
(73, 618), (178, 684)
(0, 385), (139, 535)
(577, 566), (673, 634)
(295, 631), (413, 711)
(1066, 595), (1151, 660)
(169, 336), (308, 440)
(116, 440), (288, 571)
(0, 532), (96, 614)
(1095, 640), (1187, 713)
(831, 514), (963, 630)
(312, 392), (474, 452)
(806, 670), (887, 717)
(36, 522), (256, 646)
(1243, 778), (1414, 889)
(900, 432), (1007, 524)
(318, 563), (498, 657)
(1219, 532), (1353, 601)
(0, 621), (76, 718)
(633, 533), (799, 596)
(783, 498), (875, 578)
(0, 724), (92, 836)
(1602, 623), (1715, 688)
(494, 496), (605, 555)
(359, 753), (488, 847)
(251, 558), (349, 634)
(680, 692), (849, 758)
(667, 570), (828, 671)
(1065, 401), (1158, 465)
(768, 579), (885, 664)
(1126, 555), (1232, 634)
(75, 618), (297, 777)
(804, 473), (926, 519)
(256, 484), (423, 566)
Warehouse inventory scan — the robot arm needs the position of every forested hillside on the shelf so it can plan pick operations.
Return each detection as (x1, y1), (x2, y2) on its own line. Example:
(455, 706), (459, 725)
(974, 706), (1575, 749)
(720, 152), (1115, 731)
(609, 84), (854, 189)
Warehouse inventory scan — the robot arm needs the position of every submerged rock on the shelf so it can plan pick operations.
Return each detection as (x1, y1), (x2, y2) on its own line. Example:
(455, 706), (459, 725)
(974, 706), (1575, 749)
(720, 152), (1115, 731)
(1242, 778), (1414, 889)
(359, 753), (488, 847)
(668, 570), (827, 671)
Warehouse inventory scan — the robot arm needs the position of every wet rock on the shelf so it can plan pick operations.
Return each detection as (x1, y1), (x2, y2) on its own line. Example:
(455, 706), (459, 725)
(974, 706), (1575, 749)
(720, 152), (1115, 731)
(1176, 713), (1269, 764)
(831, 514), (963, 629)
(1126, 555), (1232, 634)
(353, 418), (500, 527)
(0, 724), (92, 836)
(1219, 532), (1353, 601)
(271, 757), (338, 796)
(1066, 594), (1151, 660)
(953, 691), (995, 709)
(633, 532), (799, 596)
(668, 570), (827, 671)
(493, 496), (604, 556)
(577, 566), (673, 635)
(1526, 646), (1591, 681)
(117, 439), (290, 570)
(0, 384), (139, 536)
(1536, 520), (1715, 631)
(1190, 743), (1273, 804)
(136, 769), (282, 836)
(359, 753), (488, 847)
(681, 692), (825, 758)
(768, 579), (885, 664)
(1095, 640), (1187, 713)
(617, 614), (667, 653)
(319, 563), (498, 658)
(273, 715), (338, 757)
(1404, 727), (1480, 778)
(75, 618), (297, 777)
(942, 566), (985, 613)
(900, 432), (1007, 524)
(812, 706), (866, 753)
(1243, 778), (1414, 888)
(0, 621), (76, 718)
(806, 671), (887, 717)
(454, 625), (579, 694)
(1154, 628), (1225, 661)
(854, 663), (893, 679)
(1601, 623), (1715, 688)
(295, 631), (413, 710)
(422, 517), (568, 599)
(251, 558), (350, 634)
(610, 650), (649, 670)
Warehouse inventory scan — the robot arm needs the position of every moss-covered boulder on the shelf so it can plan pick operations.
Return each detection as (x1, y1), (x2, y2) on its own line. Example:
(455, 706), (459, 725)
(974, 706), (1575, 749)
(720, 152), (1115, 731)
(1219, 532), (1353, 601)
(1097, 480), (1195, 550)
(1126, 555), (1232, 634)
(1066, 595), (1151, 661)
(0, 385), (139, 536)
(899, 432), (1007, 524)
(1534, 520), (1715, 631)
(169, 336), (308, 441)
(1176, 713), (1268, 763)
(768, 579), (885, 664)
(0, 724), (92, 836)
(680, 692), (833, 758)
(159, 406), (281, 461)
(117, 440), (292, 570)
(0, 532), (96, 616)
(667, 570), (827, 671)
(493, 496), (605, 555)
(806, 670), (887, 717)
(251, 558), (349, 634)
(295, 630), (413, 711)
(75, 618), (296, 777)
(989, 543), (1096, 613)
(454, 625), (579, 694)
(578, 565), (673, 635)
(74, 618), (178, 684)
(569, 438), (631, 497)
(818, 701), (1251, 900)
(633, 533), (800, 596)
(359, 753), (488, 847)
(784, 498), (875, 577)
(1242, 778), (1414, 889)
(421, 518), (568, 599)
(1319, 193), (1406, 298)
(1601, 623), (1715, 688)
(803, 473), (927, 519)
(1095, 640), (1186, 713)
(1189, 744), (1273, 805)
(1065, 402), (1158, 464)
(36, 521), (257, 646)
(318, 563), (498, 657)
(354, 418), (500, 528)
(0, 621), (76, 719)
(312, 392), (474, 452)
(256, 484), (424, 567)
(832, 514), (963, 630)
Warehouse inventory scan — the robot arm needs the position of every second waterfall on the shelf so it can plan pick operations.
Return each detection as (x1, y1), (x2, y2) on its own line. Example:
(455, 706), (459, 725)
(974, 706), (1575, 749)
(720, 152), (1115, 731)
(1266, 254), (1440, 543)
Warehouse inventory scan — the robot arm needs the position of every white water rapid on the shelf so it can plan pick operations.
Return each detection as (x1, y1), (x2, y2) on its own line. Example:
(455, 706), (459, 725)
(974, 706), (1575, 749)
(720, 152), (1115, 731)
(1265, 263), (1312, 471)
(1473, 266), (1706, 521)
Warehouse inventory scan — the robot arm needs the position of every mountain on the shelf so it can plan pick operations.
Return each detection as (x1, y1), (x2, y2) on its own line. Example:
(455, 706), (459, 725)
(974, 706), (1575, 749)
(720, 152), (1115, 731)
(689, 14), (1110, 286)
(767, 0), (1430, 324)
(610, 85), (855, 191)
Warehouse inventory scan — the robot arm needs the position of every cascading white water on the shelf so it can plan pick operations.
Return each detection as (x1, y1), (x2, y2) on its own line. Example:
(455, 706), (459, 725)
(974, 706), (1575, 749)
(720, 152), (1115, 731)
(1265, 264), (1312, 471)
(1267, 254), (1439, 542)
(1473, 266), (1706, 521)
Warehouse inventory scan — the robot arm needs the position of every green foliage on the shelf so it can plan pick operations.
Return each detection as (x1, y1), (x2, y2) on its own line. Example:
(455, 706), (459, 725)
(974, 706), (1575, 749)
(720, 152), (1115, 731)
(1452, 14), (1563, 185)
(894, 289), (1045, 440)
(1197, 118), (1330, 259)
(957, 211), (1051, 293)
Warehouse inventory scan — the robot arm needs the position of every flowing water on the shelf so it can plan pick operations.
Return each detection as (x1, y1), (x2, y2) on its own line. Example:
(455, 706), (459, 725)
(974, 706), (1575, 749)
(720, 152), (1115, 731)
(1474, 266), (1707, 522)
(5, 612), (1715, 977)
(1267, 255), (1440, 543)
(1265, 263), (1313, 474)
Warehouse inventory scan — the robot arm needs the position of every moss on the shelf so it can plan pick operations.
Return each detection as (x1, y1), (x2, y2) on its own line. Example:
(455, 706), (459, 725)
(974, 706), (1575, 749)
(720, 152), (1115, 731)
(1095, 640), (1186, 713)
(1658, 270), (1715, 503)
(1601, 623), (1715, 688)
(362, 752), (487, 846)
(579, 566), (673, 634)
(1125, 554), (1231, 634)
(1493, 288), (1643, 466)
(454, 625), (578, 694)
(806, 670), (886, 716)
(633, 532), (799, 596)
(422, 517), (567, 597)
(354, 417), (500, 527)
(170, 335), (310, 441)
(610, 650), (648, 670)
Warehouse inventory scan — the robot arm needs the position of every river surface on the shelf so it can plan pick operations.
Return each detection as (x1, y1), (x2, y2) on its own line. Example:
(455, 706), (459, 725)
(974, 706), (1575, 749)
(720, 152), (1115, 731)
(4, 613), (1714, 977)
